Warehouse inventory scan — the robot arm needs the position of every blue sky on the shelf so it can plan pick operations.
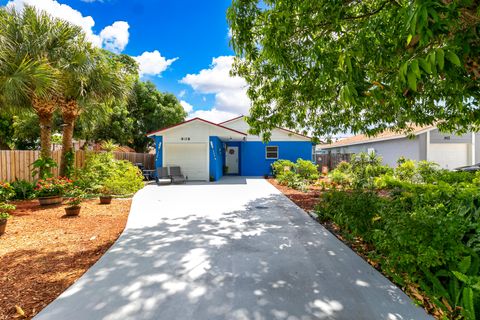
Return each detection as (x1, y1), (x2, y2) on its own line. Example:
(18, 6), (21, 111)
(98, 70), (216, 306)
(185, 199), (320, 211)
(1, 0), (250, 122)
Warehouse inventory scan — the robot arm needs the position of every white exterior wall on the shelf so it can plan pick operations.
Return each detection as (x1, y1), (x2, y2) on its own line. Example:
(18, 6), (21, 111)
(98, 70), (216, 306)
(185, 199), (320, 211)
(222, 118), (310, 142)
(329, 137), (422, 167)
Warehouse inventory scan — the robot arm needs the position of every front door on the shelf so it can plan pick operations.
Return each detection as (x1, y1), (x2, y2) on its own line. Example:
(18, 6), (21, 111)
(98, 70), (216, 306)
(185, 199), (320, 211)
(225, 146), (239, 174)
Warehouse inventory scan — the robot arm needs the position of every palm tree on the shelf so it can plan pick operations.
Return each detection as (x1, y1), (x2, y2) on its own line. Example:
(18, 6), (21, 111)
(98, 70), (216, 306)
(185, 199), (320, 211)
(0, 6), (83, 161)
(58, 48), (136, 176)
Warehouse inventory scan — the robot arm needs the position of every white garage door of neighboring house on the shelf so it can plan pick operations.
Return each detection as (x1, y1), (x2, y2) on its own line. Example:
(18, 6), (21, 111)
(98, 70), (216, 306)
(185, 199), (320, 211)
(429, 143), (469, 169)
(164, 143), (208, 181)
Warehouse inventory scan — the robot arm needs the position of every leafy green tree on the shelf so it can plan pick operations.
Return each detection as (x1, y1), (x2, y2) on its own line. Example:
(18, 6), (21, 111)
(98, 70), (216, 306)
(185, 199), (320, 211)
(128, 81), (187, 152)
(90, 81), (186, 152)
(228, 0), (480, 139)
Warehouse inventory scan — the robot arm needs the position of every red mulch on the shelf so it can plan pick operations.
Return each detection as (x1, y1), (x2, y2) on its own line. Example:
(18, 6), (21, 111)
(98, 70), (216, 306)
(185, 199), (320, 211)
(267, 178), (322, 211)
(0, 199), (131, 320)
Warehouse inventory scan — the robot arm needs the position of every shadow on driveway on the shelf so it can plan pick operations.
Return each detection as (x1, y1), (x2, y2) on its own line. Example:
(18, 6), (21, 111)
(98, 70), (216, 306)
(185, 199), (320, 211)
(35, 180), (431, 320)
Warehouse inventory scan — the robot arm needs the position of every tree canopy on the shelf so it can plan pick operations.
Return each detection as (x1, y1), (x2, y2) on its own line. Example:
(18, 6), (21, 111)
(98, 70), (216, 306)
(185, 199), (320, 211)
(227, 0), (480, 139)
(92, 81), (187, 152)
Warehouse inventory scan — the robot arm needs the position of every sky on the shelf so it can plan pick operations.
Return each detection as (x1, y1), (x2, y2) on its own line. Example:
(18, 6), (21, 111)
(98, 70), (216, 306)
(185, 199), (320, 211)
(0, 0), (250, 123)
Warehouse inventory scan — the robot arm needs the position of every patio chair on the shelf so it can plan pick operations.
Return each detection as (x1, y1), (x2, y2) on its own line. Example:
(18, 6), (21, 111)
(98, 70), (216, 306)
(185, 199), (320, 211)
(155, 167), (172, 185)
(169, 166), (186, 184)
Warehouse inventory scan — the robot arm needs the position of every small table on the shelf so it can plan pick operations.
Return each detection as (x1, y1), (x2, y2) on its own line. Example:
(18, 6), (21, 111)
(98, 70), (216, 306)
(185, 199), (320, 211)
(142, 170), (155, 181)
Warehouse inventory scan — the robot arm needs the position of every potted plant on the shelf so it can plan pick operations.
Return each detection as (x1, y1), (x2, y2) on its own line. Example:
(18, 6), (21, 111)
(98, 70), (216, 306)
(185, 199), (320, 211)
(0, 212), (10, 235)
(64, 188), (85, 216)
(99, 185), (114, 204)
(35, 177), (72, 206)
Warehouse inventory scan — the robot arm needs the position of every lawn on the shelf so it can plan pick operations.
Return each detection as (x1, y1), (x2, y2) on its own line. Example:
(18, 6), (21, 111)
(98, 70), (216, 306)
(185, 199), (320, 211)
(0, 199), (131, 320)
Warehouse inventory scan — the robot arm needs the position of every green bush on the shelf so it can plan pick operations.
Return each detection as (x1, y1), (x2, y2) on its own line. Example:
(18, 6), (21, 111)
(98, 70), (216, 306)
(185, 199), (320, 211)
(75, 152), (117, 192)
(75, 152), (144, 195)
(101, 161), (144, 195)
(10, 180), (36, 200)
(271, 159), (295, 177)
(316, 178), (480, 318)
(295, 158), (319, 182)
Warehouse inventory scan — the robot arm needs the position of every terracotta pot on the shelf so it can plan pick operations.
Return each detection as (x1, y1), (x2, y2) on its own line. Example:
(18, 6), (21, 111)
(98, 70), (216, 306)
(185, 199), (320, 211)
(0, 219), (7, 235)
(38, 196), (63, 206)
(100, 196), (112, 204)
(64, 206), (81, 217)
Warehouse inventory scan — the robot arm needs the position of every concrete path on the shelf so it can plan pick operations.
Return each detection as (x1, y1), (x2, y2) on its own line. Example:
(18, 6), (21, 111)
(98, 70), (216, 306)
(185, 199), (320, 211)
(35, 177), (430, 320)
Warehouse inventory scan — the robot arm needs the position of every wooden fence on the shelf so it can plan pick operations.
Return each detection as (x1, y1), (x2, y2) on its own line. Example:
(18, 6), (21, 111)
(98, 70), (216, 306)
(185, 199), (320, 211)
(315, 153), (352, 171)
(0, 150), (155, 182)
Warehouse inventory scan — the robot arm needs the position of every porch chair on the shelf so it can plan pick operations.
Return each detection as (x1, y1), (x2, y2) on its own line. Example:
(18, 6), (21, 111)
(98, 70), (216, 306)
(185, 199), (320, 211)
(169, 166), (186, 184)
(156, 167), (172, 185)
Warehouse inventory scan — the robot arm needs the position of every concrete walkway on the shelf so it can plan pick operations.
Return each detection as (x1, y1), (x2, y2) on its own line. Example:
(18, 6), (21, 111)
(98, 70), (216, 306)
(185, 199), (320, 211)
(35, 177), (430, 320)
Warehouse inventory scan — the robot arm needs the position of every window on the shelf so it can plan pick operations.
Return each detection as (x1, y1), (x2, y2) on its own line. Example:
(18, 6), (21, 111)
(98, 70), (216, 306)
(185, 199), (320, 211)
(266, 146), (279, 159)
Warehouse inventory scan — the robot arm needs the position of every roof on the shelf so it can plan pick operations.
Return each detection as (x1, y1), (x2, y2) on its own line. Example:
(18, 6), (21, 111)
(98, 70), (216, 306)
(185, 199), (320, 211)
(321, 125), (435, 149)
(146, 117), (247, 137)
(220, 115), (312, 140)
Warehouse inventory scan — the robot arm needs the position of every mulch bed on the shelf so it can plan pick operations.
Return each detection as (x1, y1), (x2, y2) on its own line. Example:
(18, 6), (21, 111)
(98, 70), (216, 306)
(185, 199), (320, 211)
(267, 178), (322, 211)
(0, 199), (131, 320)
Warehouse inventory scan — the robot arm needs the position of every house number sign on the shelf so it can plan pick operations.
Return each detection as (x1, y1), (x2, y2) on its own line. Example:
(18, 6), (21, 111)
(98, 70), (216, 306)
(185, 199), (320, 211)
(181, 137), (191, 141)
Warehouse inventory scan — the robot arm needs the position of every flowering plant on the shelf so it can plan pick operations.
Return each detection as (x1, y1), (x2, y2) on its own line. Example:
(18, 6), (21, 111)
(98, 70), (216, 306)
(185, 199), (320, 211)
(0, 182), (15, 202)
(35, 177), (73, 198)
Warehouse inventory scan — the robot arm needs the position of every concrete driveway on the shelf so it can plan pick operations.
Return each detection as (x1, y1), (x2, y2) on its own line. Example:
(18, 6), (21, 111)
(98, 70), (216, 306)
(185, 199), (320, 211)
(35, 177), (430, 320)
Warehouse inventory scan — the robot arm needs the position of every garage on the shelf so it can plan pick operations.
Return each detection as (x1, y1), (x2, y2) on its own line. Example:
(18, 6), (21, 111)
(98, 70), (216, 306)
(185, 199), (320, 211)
(164, 143), (208, 181)
(428, 143), (469, 170)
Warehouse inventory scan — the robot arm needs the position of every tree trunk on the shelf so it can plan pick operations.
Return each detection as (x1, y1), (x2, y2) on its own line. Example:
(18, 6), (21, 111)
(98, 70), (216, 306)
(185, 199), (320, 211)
(60, 99), (78, 176)
(33, 97), (55, 160)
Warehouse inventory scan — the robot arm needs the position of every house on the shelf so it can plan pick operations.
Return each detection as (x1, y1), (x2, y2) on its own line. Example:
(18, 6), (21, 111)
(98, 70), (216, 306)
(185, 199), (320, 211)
(319, 126), (480, 169)
(147, 116), (313, 181)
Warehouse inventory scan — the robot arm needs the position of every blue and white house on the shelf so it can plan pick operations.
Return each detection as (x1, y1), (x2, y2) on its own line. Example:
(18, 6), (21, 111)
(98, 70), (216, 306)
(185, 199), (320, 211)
(147, 116), (313, 181)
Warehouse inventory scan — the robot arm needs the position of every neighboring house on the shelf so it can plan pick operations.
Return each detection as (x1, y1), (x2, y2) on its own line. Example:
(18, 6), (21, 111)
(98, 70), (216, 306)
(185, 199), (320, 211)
(147, 116), (313, 181)
(320, 126), (480, 169)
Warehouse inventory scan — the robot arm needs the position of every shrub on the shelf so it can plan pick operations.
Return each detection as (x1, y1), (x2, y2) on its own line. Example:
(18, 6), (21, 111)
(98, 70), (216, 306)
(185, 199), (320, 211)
(100, 160), (144, 196)
(75, 152), (116, 192)
(329, 170), (351, 189)
(295, 158), (319, 182)
(0, 182), (15, 202)
(316, 180), (480, 318)
(271, 159), (295, 177)
(10, 180), (36, 200)
(349, 152), (391, 189)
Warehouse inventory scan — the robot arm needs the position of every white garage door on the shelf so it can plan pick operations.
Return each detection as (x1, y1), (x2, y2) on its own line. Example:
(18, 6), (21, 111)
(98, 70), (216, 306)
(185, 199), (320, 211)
(429, 143), (469, 169)
(164, 143), (208, 181)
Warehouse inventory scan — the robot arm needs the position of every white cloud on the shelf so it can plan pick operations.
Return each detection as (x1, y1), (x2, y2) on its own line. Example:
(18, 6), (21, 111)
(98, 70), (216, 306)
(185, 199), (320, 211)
(99, 21), (129, 53)
(187, 109), (238, 124)
(180, 100), (193, 113)
(7, 0), (129, 52)
(180, 56), (250, 115)
(133, 50), (178, 77)
(178, 90), (186, 98)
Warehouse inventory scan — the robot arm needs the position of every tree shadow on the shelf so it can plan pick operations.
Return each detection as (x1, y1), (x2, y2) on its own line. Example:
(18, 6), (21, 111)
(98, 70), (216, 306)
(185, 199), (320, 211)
(33, 190), (431, 320)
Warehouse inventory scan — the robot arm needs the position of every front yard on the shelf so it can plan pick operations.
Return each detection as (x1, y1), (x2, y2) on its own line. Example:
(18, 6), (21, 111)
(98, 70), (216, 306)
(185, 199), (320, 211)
(0, 199), (131, 320)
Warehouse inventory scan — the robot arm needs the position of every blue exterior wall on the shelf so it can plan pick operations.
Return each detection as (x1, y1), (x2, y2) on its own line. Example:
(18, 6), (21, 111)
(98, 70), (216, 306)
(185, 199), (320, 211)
(240, 141), (313, 176)
(209, 136), (225, 181)
(154, 136), (163, 173)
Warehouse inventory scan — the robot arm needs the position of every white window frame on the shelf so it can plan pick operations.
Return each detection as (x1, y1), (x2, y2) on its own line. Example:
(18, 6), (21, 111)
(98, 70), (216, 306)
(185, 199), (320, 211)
(265, 146), (279, 159)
